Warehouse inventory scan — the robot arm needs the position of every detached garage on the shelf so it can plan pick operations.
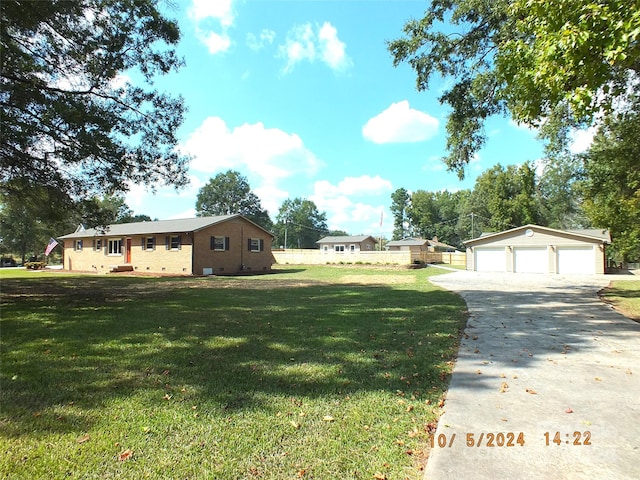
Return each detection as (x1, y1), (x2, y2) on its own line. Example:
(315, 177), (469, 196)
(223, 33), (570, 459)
(465, 225), (610, 274)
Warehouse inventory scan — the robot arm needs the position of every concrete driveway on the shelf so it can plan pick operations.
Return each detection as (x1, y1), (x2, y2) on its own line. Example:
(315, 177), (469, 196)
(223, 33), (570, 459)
(424, 271), (640, 480)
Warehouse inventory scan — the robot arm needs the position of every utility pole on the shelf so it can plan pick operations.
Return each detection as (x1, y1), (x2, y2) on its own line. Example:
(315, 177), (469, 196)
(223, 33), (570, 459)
(470, 212), (475, 239)
(284, 220), (287, 250)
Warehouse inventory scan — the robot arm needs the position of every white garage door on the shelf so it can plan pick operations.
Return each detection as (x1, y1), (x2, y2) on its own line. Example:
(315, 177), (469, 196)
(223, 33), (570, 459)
(557, 246), (595, 274)
(475, 247), (506, 272)
(514, 247), (548, 273)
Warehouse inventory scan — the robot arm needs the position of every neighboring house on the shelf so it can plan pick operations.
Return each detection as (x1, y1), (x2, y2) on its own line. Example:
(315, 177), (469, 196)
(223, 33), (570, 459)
(386, 237), (457, 253)
(316, 235), (378, 253)
(464, 224), (611, 274)
(58, 214), (274, 275)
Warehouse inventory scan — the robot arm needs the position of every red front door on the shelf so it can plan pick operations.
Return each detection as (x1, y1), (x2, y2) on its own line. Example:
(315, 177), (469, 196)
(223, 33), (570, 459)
(126, 238), (132, 263)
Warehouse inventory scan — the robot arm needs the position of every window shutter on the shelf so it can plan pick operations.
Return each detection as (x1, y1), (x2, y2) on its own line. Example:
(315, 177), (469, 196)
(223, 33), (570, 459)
(178, 235), (182, 250)
(92, 239), (95, 250)
(248, 239), (252, 251)
(225, 237), (230, 251)
(142, 237), (145, 249)
(210, 236), (215, 250)
(260, 239), (264, 251)
(165, 236), (170, 250)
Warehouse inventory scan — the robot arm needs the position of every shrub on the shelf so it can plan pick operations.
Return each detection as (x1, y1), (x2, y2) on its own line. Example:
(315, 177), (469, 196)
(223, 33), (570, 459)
(24, 261), (46, 270)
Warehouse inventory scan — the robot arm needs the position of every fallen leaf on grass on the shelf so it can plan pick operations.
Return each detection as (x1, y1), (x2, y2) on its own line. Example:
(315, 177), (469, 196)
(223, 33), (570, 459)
(322, 415), (334, 422)
(118, 449), (133, 461)
(373, 473), (387, 480)
(290, 421), (301, 429)
(76, 435), (90, 444)
(525, 389), (537, 395)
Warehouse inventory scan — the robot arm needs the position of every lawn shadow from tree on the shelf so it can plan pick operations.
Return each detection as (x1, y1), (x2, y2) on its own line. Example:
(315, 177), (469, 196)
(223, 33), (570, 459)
(0, 274), (467, 435)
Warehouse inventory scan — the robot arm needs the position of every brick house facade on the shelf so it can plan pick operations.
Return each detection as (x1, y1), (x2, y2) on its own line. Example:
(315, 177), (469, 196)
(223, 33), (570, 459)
(58, 215), (274, 275)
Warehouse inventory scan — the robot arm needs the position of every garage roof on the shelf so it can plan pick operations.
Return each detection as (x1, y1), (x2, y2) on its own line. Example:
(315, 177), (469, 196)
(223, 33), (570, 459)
(465, 224), (611, 246)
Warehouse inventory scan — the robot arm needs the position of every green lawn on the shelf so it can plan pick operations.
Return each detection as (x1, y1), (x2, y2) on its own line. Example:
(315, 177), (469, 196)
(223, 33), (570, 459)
(600, 280), (640, 321)
(0, 266), (467, 479)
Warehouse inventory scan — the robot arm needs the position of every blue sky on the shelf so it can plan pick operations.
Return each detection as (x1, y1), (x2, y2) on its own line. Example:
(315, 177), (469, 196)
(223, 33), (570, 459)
(125, 0), (551, 236)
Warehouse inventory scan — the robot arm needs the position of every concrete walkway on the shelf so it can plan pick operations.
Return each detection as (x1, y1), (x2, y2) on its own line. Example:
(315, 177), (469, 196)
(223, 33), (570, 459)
(424, 271), (640, 480)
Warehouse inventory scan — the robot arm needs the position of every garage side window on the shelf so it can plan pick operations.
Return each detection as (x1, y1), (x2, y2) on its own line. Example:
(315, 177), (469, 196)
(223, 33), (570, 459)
(75, 240), (83, 251)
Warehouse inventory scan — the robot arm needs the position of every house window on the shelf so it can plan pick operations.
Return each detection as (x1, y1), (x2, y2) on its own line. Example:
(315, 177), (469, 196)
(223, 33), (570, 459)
(349, 244), (356, 252)
(249, 238), (263, 252)
(211, 236), (229, 251)
(166, 235), (181, 250)
(144, 237), (155, 250)
(75, 240), (83, 251)
(334, 245), (345, 252)
(95, 239), (102, 250)
(108, 239), (122, 255)
(323, 245), (329, 252)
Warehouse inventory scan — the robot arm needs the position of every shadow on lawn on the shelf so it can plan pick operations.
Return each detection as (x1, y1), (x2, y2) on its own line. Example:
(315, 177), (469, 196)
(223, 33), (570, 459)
(0, 274), (466, 435)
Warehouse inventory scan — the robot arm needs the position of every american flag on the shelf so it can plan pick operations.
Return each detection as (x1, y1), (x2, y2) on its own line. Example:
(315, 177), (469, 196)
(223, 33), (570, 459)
(44, 237), (58, 256)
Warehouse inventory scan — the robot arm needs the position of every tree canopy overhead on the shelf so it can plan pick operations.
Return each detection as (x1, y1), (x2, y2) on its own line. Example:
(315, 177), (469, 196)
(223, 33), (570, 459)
(1, 0), (189, 202)
(388, 0), (640, 176)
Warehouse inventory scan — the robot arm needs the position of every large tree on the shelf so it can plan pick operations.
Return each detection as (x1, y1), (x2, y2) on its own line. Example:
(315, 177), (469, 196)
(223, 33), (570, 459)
(390, 188), (410, 240)
(274, 198), (327, 249)
(195, 170), (272, 230)
(464, 163), (542, 233)
(578, 101), (640, 262)
(388, 0), (639, 176)
(1, 0), (189, 208)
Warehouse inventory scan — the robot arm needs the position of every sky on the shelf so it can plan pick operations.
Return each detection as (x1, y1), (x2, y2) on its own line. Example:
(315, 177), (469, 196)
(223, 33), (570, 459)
(122, 0), (582, 237)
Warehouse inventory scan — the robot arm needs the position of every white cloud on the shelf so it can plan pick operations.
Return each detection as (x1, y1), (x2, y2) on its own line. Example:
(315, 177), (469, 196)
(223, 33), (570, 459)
(362, 101), (439, 144)
(310, 175), (392, 233)
(253, 184), (289, 217)
(190, 0), (235, 54)
(247, 29), (276, 51)
(279, 22), (352, 73)
(197, 30), (232, 54)
(189, 0), (234, 27)
(568, 127), (597, 154)
(125, 175), (205, 218)
(180, 117), (323, 216)
(318, 22), (352, 71)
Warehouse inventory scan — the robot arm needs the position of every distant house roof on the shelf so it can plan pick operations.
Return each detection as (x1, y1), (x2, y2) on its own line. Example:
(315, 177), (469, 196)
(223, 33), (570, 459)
(316, 235), (377, 244)
(465, 224), (611, 245)
(58, 214), (274, 239)
(386, 237), (428, 247)
(387, 236), (457, 251)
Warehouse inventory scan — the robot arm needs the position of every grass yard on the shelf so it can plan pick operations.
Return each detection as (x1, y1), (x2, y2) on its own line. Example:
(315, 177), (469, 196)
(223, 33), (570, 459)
(600, 280), (640, 321)
(0, 266), (467, 479)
